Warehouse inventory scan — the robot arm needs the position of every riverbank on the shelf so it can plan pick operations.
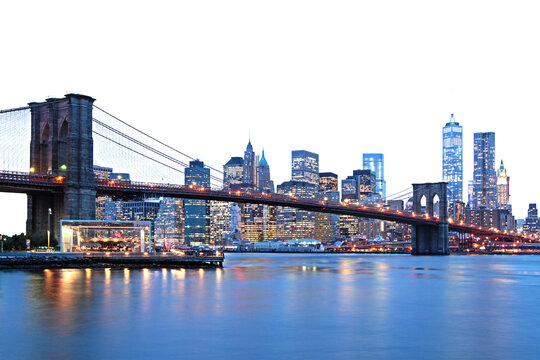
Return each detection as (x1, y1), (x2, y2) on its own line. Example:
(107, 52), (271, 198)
(0, 252), (224, 269)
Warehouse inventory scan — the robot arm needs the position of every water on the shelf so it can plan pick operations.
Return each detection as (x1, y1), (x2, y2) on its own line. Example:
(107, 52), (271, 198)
(1, 254), (540, 360)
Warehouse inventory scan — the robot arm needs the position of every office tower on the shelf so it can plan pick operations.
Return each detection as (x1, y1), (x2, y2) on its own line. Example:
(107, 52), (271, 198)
(442, 114), (463, 203)
(224, 157), (243, 188)
(292, 150), (319, 185)
(210, 201), (231, 244)
(184, 160), (210, 245)
(276, 181), (318, 240)
(154, 198), (184, 244)
(258, 150), (274, 192)
(472, 132), (496, 209)
(363, 153), (386, 201)
(315, 172), (340, 241)
(243, 139), (259, 189)
(319, 172), (338, 191)
(341, 169), (377, 204)
(523, 204), (539, 235)
(496, 160), (510, 210)
(119, 199), (161, 222)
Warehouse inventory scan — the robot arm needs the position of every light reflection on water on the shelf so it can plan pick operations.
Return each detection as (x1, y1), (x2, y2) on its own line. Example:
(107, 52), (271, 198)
(1, 254), (540, 360)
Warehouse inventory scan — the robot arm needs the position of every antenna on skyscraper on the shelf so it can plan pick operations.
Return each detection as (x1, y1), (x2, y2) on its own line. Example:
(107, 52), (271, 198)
(450, 88), (454, 114)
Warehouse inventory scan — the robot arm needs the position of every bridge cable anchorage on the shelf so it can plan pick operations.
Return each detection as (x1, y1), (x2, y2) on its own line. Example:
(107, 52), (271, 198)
(93, 105), (224, 176)
(92, 118), (223, 185)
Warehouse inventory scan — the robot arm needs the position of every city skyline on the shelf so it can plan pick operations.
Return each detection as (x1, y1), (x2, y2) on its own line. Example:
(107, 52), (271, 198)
(2, 1), (540, 234)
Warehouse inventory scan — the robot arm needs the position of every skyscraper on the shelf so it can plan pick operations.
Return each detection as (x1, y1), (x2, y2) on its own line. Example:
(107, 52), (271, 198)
(341, 169), (377, 204)
(497, 160), (510, 210)
(316, 172), (339, 241)
(258, 150), (274, 192)
(292, 150), (319, 185)
(363, 153), (385, 201)
(276, 181), (318, 240)
(472, 132), (496, 209)
(319, 172), (338, 191)
(184, 160), (210, 245)
(223, 157), (243, 188)
(442, 113), (463, 203)
(243, 140), (258, 189)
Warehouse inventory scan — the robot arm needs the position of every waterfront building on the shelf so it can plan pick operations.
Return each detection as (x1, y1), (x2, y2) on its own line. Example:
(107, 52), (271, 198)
(154, 198), (184, 244)
(243, 139), (259, 189)
(319, 172), (338, 191)
(472, 132), (497, 209)
(292, 150), (319, 185)
(363, 153), (386, 201)
(497, 160), (510, 210)
(340, 215), (359, 239)
(210, 201), (231, 244)
(442, 114), (463, 203)
(276, 181), (318, 240)
(224, 157), (243, 188)
(184, 160), (210, 245)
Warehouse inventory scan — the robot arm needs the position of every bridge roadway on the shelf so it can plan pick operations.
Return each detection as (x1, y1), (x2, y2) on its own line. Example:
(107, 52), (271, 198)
(0, 170), (534, 243)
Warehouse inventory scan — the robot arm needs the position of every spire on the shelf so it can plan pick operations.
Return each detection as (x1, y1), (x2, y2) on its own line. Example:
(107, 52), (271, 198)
(500, 159), (504, 170)
(246, 133), (253, 152)
(259, 148), (268, 166)
(450, 113), (455, 123)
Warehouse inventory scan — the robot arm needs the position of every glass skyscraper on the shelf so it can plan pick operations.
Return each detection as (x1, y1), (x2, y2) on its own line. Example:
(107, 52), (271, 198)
(442, 113), (463, 203)
(472, 132), (497, 209)
(362, 153), (385, 201)
(292, 150), (319, 185)
(184, 160), (211, 245)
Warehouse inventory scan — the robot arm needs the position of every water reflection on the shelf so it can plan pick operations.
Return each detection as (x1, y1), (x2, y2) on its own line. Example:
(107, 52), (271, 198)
(0, 254), (539, 359)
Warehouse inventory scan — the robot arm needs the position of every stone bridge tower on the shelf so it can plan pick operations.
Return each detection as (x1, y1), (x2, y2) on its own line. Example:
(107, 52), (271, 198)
(26, 94), (96, 241)
(412, 182), (449, 255)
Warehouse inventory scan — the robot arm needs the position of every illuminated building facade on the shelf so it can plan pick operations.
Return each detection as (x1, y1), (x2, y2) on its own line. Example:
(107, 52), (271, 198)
(154, 198), (184, 244)
(319, 172), (338, 191)
(472, 132), (496, 209)
(442, 114), (463, 203)
(210, 201), (231, 244)
(315, 191), (340, 241)
(184, 160), (210, 245)
(224, 157), (243, 188)
(276, 181), (317, 240)
(363, 153), (386, 201)
(341, 170), (377, 203)
(497, 160), (510, 210)
(292, 150), (319, 185)
(523, 204), (539, 235)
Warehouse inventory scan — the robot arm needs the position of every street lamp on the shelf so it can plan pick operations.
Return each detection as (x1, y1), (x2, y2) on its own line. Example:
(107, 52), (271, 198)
(1, 235), (4, 252)
(47, 208), (52, 251)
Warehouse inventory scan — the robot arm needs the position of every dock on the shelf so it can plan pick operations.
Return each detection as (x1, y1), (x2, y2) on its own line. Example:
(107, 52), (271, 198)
(0, 252), (224, 269)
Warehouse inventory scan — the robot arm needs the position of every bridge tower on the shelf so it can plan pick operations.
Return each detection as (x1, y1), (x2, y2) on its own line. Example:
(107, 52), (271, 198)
(26, 94), (96, 241)
(412, 182), (449, 255)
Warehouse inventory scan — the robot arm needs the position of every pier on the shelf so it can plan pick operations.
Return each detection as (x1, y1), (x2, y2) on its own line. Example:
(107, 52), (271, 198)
(0, 252), (224, 269)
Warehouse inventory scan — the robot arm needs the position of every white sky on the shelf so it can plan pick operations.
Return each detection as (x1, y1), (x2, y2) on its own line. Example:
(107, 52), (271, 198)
(1, 0), (539, 235)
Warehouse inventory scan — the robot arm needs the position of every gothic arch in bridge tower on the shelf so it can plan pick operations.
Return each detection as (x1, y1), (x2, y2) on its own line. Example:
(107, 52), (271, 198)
(412, 182), (449, 255)
(27, 94), (96, 243)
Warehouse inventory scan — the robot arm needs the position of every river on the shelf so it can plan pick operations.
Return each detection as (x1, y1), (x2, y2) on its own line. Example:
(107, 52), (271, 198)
(1, 253), (539, 359)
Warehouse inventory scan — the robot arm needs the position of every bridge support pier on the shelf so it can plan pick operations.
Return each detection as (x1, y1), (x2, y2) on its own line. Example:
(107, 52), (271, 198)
(26, 94), (96, 243)
(411, 182), (449, 255)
